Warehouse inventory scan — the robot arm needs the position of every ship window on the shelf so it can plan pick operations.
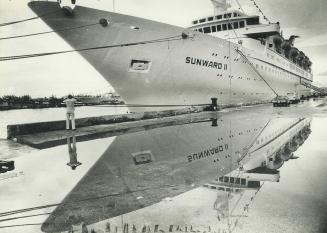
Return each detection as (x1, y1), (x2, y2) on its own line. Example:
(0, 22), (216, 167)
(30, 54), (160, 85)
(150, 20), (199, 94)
(239, 21), (245, 28)
(208, 16), (214, 21)
(198, 28), (203, 32)
(217, 25), (222, 31)
(216, 15), (222, 20)
(228, 23), (232, 30)
(223, 13), (227, 18)
(233, 12), (237, 17)
(233, 22), (239, 29)
(222, 24), (227, 30)
(269, 43), (273, 48)
(230, 177), (235, 183)
(199, 18), (206, 23)
(236, 178), (240, 184)
(224, 176), (229, 182)
(193, 20), (198, 25)
(241, 178), (246, 185)
(219, 176), (223, 182)
(246, 17), (259, 25)
(203, 27), (211, 33)
(211, 25), (217, 32)
(225, 13), (232, 18)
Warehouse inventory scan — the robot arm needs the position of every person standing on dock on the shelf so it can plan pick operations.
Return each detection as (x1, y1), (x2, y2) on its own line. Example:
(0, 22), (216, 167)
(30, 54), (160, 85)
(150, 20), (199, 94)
(64, 94), (77, 130)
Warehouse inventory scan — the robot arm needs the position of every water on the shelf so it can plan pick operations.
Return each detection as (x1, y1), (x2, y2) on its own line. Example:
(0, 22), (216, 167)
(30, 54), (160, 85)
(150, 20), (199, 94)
(0, 106), (128, 159)
(0, 106), (128, 139)
(0, 100), (326, 233)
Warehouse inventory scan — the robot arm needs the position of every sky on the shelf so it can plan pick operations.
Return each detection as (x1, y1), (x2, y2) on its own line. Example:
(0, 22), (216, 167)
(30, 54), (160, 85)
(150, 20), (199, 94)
(0, 0), (327, 97)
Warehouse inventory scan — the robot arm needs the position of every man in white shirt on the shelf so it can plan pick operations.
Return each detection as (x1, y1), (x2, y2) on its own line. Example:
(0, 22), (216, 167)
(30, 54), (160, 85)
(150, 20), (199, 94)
(63, 94), (77, 130)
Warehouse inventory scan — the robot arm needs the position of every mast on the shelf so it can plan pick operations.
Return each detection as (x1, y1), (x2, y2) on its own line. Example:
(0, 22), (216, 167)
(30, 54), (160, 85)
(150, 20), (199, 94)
(210, 0), (231, 16)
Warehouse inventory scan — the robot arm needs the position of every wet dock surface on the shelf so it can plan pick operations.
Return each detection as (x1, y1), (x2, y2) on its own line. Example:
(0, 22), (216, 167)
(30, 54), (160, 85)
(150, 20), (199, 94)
(0, 99), (327, 233)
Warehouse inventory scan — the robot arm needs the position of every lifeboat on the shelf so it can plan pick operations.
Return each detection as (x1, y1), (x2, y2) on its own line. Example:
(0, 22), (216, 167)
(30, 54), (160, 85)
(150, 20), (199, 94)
(303, 56), (310, 70)
(281, 41), (292, 58)
(272, 35), (283, 53)
(296, 51), (305, 67)
(289, 47), (299, 62)
(267, 151), (284, 170)
(281, 146), (293, 161)
(288, 138), (298, 152)
(295, 133), (304, 146)
(308, 60), (313, 70)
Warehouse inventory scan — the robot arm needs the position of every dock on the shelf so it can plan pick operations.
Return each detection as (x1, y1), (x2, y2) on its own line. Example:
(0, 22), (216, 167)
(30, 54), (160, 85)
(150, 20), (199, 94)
(7, 107), (221, 149)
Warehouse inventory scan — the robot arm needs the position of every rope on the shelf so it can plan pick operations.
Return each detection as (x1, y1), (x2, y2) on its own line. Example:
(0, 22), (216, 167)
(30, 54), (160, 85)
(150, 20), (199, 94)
(0, 10), (59, 27)
(0, 212), (51, 223)
(0, 223), (42, 229)
(0, 183), (177, 218)
(0, 22), (100, 40)
(249, 0), (271, 24)
(235, 49), (279, 97)
(234, 0), (245, 14)
(0, 34), (188, 61)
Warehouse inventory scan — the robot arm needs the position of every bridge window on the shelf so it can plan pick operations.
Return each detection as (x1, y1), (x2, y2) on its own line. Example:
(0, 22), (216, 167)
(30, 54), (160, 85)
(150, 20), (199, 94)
(208, 16), (214, 21)
(224, 13), (232, 18)
(241, 178), (246, 185)
(193, 20), (198, 25)
(203, 26), (211, 33)
(199, 18), (206, 23)
(228, 23), (232, 30)
(239, 21), (245, 28)
(217, 25), (222, 31)
(233, 22), (239, 29)
(224, 176), (229, 182)
(222, 24), (227, 30)
(198, 28), (203, 32)
(211, 25), (217, 32)
(246, 17), (259, 25)
(233, 12), (237, 17)
(216, 15), (222, 20)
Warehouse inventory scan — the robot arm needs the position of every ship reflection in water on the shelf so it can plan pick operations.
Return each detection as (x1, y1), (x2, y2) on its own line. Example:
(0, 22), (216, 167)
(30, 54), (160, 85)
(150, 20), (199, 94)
(38, 108), (314, 233)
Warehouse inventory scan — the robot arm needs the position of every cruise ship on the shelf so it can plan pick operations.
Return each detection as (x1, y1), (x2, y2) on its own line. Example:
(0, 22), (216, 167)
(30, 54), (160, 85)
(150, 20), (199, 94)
(28, 0), (314, 111)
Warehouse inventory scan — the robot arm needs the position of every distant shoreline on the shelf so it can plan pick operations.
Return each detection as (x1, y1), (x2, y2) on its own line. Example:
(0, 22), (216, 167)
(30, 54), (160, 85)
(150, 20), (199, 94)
(0, 103), (122, 111)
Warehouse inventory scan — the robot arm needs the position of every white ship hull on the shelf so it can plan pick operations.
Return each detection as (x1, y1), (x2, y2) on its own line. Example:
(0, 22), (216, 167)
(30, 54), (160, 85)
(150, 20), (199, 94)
(29, 2), (313, 111)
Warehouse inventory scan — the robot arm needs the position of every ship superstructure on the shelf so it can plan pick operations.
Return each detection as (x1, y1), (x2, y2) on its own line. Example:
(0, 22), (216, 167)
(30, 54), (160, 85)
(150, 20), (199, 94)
(189, 1), (313, 98)
(28, 1), (315, 111)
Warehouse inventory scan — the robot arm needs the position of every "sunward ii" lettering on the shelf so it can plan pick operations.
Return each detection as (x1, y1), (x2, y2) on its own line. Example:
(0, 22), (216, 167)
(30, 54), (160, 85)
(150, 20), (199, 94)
(185, 56), (224, 70)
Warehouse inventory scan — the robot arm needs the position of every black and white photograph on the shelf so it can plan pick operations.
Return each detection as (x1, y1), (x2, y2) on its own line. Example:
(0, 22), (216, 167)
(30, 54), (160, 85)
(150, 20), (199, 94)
(1, 0), (327, 232)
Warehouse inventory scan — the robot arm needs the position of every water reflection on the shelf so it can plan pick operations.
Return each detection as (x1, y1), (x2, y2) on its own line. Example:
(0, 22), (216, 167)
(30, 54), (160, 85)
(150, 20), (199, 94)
(66, 133), (82, 170)
(38, 108), (312, 233)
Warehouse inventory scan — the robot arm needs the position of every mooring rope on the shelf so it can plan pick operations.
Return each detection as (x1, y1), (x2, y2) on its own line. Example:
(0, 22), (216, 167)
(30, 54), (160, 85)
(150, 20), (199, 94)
(0, 22), (100, 40)
(0, 34), (188, 61)
(0, 10), (59, 27)
(236, 49), (279, 97)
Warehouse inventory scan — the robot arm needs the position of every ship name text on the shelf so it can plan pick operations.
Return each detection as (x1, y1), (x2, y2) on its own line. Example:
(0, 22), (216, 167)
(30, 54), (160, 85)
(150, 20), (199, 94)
(185, 56), (226, 70)
(187, 144), (229, 163)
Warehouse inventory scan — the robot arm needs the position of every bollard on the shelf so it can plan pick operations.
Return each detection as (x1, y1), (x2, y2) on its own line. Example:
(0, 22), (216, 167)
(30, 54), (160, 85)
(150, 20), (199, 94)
(211, 118), (218, 127)
(211, 98), (218, 111)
